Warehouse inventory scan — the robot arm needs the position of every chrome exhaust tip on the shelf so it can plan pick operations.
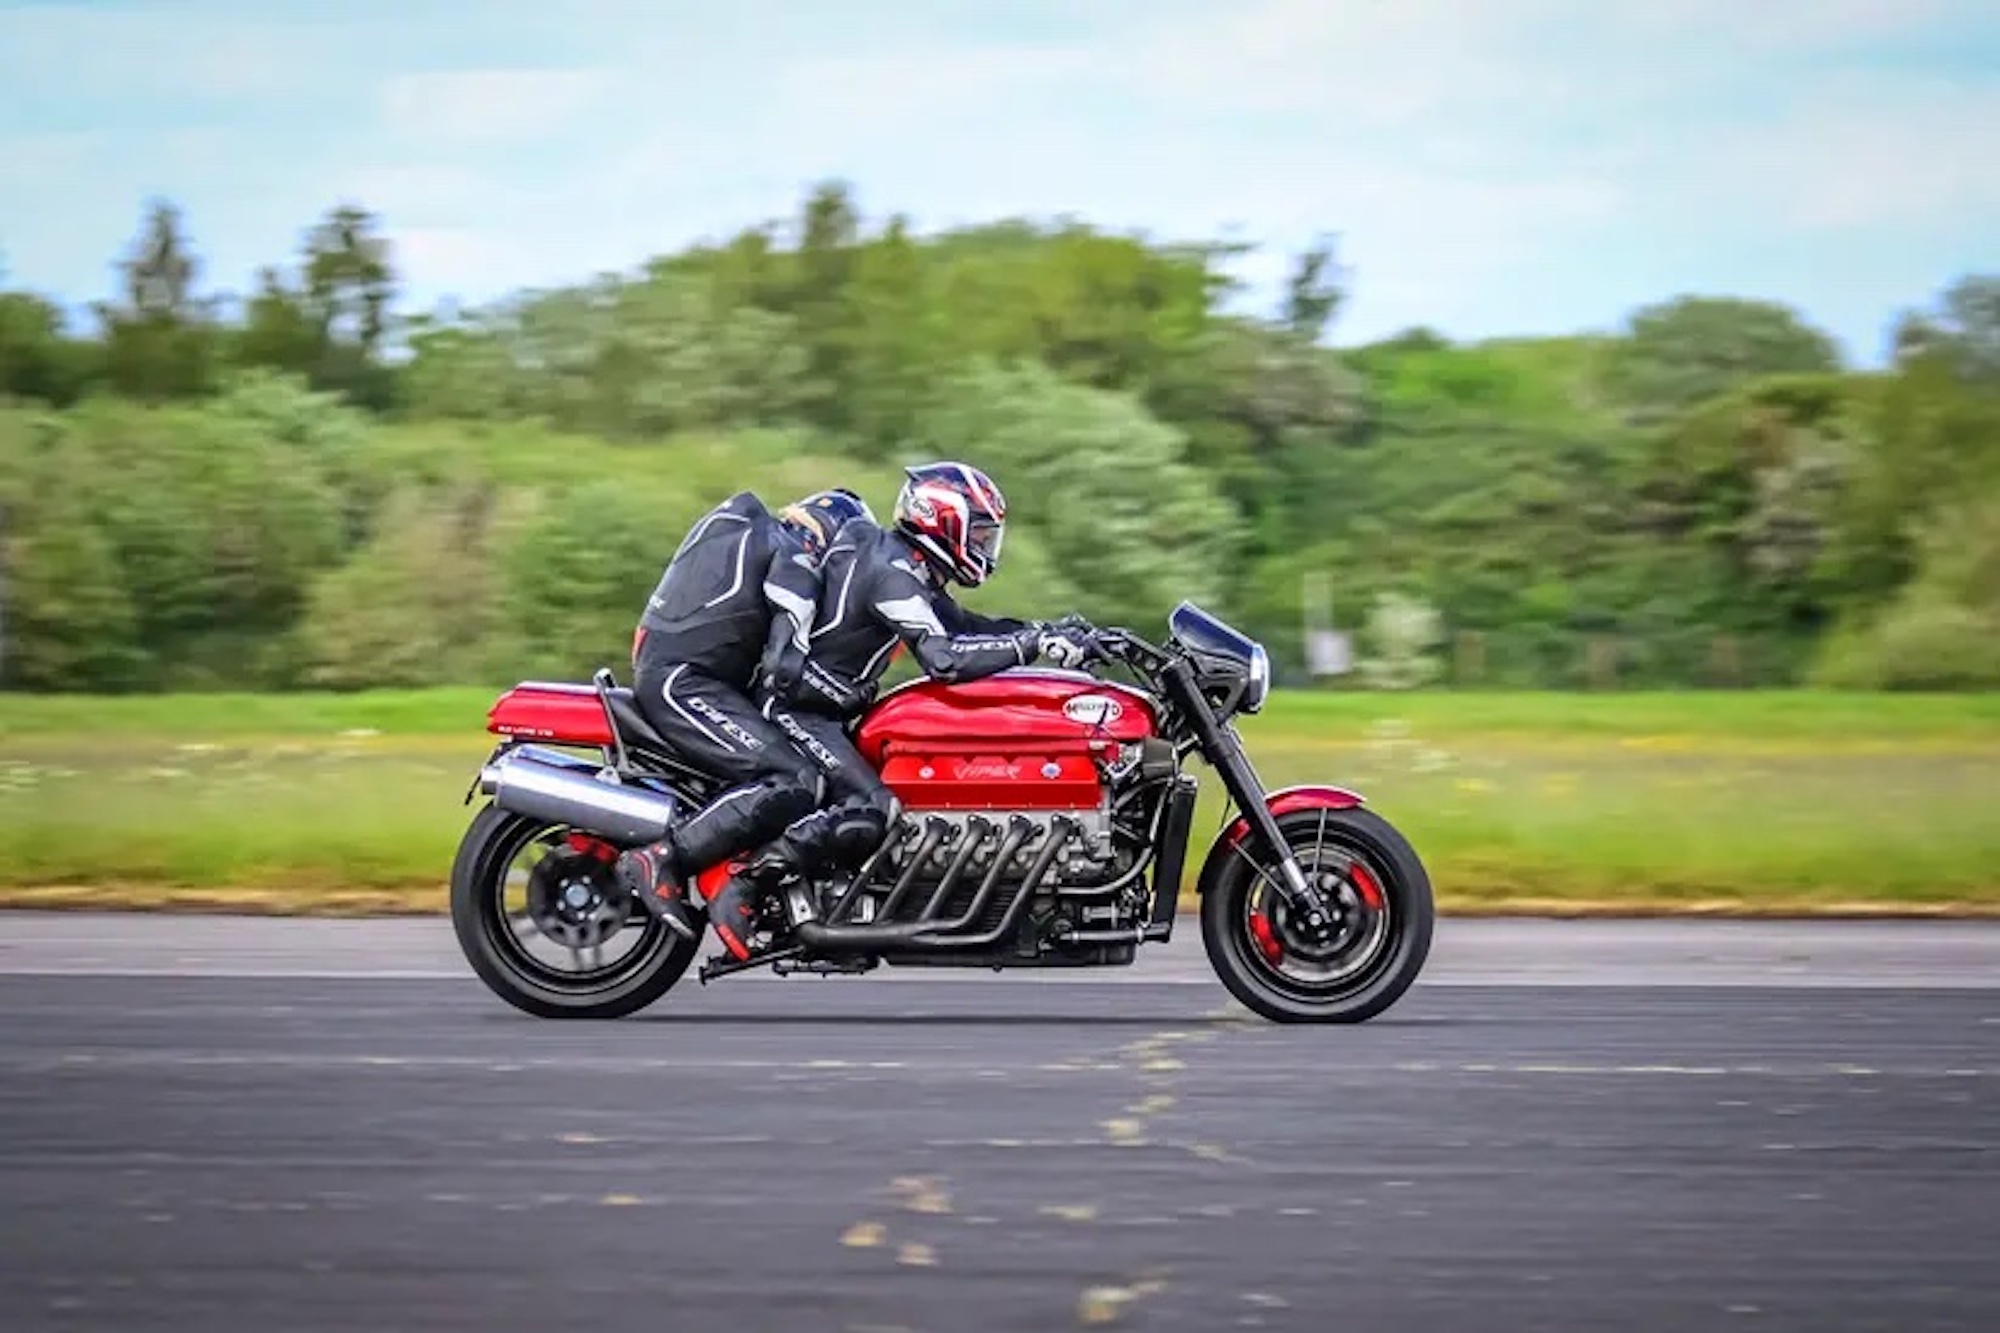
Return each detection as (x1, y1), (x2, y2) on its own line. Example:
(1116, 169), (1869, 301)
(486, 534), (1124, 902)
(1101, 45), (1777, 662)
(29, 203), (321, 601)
(481, 749), (681, 845)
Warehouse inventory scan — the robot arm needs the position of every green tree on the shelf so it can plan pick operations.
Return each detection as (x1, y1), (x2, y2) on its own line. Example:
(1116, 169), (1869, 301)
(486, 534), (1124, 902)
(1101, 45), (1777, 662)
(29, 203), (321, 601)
(1892, 273), (2000, 382)
(839, 214), (946, 459)
(1817, 347), (2000, 620)
(0, 289), (95, 406)
(500, 481), (669, 679)
(231, 266), (324, 382)
(1, 436), (143, 689)
(1640, 373), (1863, 632)
(96, 199), (218, 402)
(1356, 592), (1444, 690)
(1606, 296), (1842, 424)
(298, 204), (398, 410)
(914, 360), (1238, 631)
(1282, 236), (1348, 341)
(396, 308), (524, 421)
(297, 482), (506, 689)
(10, 182), (2000, 693)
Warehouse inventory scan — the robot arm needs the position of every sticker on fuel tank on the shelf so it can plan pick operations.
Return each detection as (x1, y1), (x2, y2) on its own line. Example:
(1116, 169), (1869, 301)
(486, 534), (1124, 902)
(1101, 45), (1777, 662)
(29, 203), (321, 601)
(1062, 694), (1124, 726)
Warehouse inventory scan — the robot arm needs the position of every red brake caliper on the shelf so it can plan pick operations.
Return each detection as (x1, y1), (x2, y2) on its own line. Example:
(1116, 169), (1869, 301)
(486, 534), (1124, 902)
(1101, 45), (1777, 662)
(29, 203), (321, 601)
(1248, 909), (1283, 963)
(565, 833), (618, 864)
(1349, 863), (1385, 911)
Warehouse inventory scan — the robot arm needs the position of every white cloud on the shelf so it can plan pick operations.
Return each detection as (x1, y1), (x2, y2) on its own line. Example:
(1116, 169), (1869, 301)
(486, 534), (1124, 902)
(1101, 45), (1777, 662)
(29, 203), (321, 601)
(1, 130), (104, 180)
(1113, 0), (1579, 124)
(377, 69), (613, 146)
(1599, 0), (1992, 48)
(775, 45), (1097, 128)
(1698, 81), (2000, 230)
(1104, 0), (1996, 133)
(335, 164), (499, 223)
(391, 227), (550, 295)
(674, 6), (1628, 331)
(0, 3), (354, 102)
(6, 0), (1988, 350)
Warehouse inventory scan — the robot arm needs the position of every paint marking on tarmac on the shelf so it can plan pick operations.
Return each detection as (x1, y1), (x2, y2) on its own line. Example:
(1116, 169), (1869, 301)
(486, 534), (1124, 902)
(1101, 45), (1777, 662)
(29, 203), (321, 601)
(6, 961), (2000, 992)
(13, 1051), (1993, 1079)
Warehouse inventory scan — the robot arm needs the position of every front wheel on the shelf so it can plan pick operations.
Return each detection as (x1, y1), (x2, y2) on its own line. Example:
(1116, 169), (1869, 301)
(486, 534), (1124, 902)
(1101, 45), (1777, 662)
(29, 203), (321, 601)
(450, 803), (698, 1019)
(1200, 806), (1434, 1023)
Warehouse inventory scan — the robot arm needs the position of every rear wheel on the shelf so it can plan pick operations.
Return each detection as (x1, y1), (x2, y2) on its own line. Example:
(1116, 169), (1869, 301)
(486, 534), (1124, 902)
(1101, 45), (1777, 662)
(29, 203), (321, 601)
(450, 803), (698, 1019)
(1200, 806), (1433, 1023)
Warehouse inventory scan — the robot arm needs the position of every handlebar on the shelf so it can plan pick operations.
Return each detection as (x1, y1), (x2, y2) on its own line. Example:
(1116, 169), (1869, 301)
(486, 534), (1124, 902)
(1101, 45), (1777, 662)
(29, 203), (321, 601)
(1078, 625), (1169, 673)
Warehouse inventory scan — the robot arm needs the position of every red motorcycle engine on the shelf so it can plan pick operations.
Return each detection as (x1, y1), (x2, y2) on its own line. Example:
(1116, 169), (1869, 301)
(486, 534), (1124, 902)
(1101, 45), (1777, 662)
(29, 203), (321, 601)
(853, 671), (1160, 812)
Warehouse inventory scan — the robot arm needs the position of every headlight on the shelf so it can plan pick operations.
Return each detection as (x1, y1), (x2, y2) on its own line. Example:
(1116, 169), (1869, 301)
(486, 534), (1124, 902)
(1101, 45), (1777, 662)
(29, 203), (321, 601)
(1243, 643), (1270, 713)
(1169, 601), (1271, 714)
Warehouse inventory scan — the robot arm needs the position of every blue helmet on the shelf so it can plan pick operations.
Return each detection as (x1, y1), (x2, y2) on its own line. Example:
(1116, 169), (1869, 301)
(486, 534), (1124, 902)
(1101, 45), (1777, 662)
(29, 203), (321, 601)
(779, 488), (875, 554)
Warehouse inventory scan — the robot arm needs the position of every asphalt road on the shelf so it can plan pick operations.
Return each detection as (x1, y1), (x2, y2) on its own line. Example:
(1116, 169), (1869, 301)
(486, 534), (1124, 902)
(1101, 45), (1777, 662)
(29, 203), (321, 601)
(1, 915), (1997, 1333)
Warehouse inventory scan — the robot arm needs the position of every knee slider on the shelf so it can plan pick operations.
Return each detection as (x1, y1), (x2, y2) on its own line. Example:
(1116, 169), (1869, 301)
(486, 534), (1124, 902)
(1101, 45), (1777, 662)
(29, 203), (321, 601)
(827, 806), (889, 865)
(767, 770), (819, 827)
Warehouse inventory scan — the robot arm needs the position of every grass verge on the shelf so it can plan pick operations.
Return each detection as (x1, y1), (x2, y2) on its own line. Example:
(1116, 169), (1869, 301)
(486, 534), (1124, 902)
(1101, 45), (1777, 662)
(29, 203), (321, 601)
(7, 685), (2000, 743)
(2, 688), (1997, 916)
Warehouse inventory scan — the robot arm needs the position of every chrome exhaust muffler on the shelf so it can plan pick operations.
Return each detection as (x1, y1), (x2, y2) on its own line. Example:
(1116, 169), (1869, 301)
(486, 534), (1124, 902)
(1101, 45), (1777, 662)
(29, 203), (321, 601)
(479, 748), (679, 845)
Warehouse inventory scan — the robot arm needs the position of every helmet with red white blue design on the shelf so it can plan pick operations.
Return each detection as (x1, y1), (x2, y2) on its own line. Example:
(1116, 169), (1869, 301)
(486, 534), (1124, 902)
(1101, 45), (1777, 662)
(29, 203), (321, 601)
(892, 461), (1007, 588)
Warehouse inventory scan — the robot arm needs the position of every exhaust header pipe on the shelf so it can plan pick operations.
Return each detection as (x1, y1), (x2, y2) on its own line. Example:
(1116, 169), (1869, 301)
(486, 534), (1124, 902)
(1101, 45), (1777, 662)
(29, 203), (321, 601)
(479, 749), (679, 845)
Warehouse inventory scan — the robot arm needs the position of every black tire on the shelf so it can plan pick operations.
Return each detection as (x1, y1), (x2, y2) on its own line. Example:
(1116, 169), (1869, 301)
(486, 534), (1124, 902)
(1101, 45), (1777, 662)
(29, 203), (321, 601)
(1200, 806), (1434, 1023)
(449, 803), (698, 1019)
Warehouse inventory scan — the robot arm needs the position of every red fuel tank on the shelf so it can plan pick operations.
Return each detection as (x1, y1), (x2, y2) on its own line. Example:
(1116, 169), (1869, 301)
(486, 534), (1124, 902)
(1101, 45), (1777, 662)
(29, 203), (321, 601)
(853, 669), (1160, 811)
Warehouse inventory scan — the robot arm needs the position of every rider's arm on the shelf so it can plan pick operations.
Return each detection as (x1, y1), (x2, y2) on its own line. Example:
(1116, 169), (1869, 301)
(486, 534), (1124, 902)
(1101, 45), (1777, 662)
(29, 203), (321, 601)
(934, 592), (1032, 638)
(756, 541), (822, 696)
(866, 564), (1040, 684)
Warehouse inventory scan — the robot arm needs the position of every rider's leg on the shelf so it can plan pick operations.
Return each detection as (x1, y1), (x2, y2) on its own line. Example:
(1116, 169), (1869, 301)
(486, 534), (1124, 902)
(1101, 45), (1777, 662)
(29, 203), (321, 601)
(763, 703), (898, 870)
(618, 662), (819, 943)
(698, 705), (899, 956)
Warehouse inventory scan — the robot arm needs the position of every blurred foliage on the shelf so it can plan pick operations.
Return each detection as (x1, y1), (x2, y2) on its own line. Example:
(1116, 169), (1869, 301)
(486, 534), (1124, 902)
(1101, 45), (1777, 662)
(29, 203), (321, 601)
(2, 186), (1997, 692)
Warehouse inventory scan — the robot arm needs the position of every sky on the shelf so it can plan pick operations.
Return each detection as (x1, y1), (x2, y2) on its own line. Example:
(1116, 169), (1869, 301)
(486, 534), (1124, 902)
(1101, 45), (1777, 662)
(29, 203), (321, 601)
(2, 0), (1996, 366)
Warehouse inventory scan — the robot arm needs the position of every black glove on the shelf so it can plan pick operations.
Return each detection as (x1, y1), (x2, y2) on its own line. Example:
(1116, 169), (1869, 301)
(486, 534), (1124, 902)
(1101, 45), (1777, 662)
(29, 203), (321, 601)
(757, 656), (802, 704)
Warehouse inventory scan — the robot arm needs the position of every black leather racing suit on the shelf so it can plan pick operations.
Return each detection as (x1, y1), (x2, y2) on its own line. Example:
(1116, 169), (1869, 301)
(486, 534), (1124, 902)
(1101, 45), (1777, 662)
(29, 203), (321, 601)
(751, 519), (1047, 872)
(628, 492), (826, 875)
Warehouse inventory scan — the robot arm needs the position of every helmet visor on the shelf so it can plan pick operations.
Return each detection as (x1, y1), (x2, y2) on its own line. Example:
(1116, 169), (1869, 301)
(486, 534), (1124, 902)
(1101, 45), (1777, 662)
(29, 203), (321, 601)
(967, 517), (1004, 571)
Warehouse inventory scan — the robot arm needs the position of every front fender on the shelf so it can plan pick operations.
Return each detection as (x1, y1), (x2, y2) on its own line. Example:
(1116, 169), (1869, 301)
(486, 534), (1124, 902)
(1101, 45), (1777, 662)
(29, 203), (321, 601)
(1193, 784), (1367, 895)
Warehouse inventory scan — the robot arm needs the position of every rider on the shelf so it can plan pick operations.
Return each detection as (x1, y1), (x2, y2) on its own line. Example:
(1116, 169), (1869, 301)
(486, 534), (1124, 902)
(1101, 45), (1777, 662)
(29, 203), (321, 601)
(614, 486), (876, 945)
(702, 462), (1096, 957)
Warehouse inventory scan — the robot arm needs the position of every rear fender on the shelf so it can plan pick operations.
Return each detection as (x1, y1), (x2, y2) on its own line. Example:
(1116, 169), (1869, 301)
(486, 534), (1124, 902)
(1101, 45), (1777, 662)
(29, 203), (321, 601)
(1194, 784), (1367, 895)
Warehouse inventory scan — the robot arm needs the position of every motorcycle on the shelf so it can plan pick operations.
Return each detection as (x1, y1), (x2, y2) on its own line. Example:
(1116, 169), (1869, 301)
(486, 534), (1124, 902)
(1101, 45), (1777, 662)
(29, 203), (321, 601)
(449, 601), (1434, 1024)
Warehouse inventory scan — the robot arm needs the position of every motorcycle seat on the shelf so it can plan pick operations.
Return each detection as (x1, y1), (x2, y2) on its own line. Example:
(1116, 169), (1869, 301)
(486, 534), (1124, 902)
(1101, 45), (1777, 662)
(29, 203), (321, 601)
(605, 688), (673, 753)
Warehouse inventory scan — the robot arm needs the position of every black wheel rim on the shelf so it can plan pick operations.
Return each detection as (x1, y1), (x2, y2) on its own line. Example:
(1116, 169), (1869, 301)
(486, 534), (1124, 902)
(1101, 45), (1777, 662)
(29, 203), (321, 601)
(1233, 811), (1399, 1003)
(480, 818), (674, 995)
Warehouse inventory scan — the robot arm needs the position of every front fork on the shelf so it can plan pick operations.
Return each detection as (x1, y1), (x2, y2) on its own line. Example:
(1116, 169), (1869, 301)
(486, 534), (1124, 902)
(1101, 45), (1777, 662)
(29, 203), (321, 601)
(1212, 737), (1330, 917)
(1173, 667), (1333, 922)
